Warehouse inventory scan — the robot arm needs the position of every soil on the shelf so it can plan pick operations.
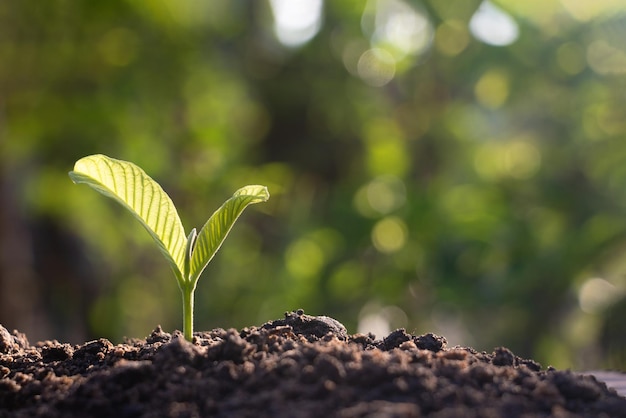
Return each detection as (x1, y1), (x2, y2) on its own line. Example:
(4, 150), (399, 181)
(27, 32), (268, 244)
(1, 309), (625, 418)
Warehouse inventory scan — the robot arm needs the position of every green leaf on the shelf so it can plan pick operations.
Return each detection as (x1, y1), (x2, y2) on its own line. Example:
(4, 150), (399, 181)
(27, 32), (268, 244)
(69, 154), (187, 282)
(189, 185), (269, 285)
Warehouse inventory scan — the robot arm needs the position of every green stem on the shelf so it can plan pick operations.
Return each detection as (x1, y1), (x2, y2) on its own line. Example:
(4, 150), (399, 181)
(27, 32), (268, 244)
(181, 285), (195, 341)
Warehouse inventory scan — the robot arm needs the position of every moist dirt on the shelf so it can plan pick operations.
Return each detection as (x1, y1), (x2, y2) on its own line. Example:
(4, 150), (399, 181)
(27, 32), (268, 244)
(1, 310), (625, 417)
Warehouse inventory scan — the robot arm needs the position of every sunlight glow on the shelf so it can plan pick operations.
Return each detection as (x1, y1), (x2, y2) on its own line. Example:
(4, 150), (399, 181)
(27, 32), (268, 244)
(357, 48), (396, 86)
(363, 0), (433, 61)
(366, 176), (406, 215)
(353, 176), (406, 218)
(578, 277), (623, 314)
(358, 0), (433, 85)
(371, 216), (407, 253)
(358, 303), (408, 338)
(371, 0), (432, 59)
(269, 0), (324, 48)
(435, 20), (470, 57)
(469, 1), (519, 46)
(474, 69), (510, 109)
(587, 40), (626, 75)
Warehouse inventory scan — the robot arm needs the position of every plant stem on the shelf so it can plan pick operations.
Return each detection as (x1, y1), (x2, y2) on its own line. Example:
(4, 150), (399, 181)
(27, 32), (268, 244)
(181, 286), (194, 341)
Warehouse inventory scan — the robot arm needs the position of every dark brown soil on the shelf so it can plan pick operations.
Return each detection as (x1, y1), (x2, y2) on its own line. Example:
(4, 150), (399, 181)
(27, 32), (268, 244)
(1, 310), (625, 417)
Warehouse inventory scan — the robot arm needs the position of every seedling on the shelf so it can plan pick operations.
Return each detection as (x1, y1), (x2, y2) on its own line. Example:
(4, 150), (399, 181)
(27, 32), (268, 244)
(69, 154), (269, 341)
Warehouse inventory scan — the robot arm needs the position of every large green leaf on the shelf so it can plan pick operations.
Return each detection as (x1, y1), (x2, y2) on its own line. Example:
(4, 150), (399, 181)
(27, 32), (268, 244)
(69, 154), (187, 281)
(189, 185), (269, 285)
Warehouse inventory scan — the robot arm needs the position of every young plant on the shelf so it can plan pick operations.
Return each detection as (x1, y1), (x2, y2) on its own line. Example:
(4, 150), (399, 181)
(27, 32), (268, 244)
(69, 154), (269, 341)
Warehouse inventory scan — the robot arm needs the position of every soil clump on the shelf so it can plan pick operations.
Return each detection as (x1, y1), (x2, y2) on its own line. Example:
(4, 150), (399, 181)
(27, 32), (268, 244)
(1, 309), (625, 417)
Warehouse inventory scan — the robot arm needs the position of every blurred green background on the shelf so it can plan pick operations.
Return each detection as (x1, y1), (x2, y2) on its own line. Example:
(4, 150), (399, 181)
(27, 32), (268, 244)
(1, 0), (625, 370)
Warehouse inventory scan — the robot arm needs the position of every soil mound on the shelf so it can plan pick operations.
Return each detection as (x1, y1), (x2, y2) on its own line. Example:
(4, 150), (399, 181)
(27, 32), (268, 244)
(1, 310), (625, 417)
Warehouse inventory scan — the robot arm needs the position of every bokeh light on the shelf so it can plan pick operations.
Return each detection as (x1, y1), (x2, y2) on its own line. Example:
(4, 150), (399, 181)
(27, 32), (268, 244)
(360, 0), (434, 83)
(469, 1), (519, 46)
(579, 277), (623, 314)
(371, 216), (408, 254)
(269, 0), (324, 47)
(357, 48), (396, 87)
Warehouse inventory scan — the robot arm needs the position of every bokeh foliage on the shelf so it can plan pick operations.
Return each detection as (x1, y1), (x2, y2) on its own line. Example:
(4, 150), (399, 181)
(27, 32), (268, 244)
(1, 0), (625, 370)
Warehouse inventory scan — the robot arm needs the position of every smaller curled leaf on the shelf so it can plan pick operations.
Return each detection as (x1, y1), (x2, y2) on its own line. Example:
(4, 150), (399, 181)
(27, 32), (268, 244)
(189, 185), (269, 285)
